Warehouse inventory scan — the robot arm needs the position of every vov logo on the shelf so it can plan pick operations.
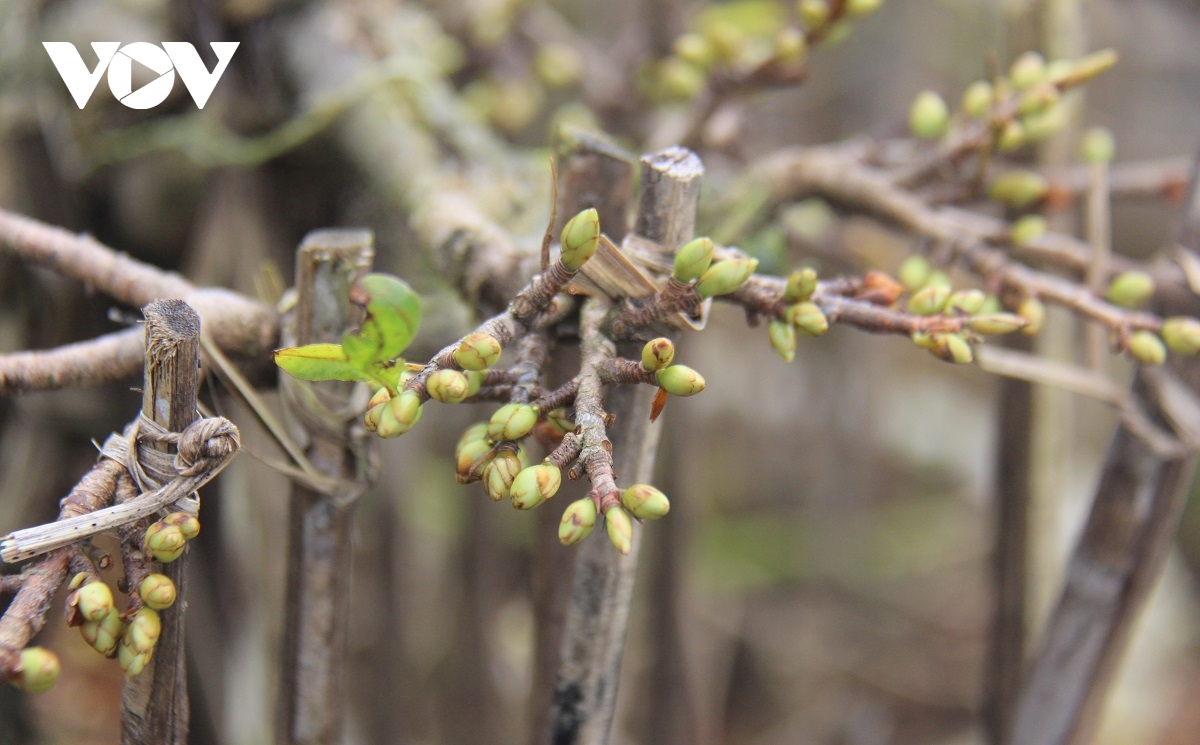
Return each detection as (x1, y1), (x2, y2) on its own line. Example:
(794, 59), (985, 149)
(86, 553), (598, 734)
(43, 41), (239, 110)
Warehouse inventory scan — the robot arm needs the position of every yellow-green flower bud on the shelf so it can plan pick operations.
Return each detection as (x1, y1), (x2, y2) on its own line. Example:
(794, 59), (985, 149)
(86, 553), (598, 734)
(456, 422), (490, 456)
(672, 237), (715, 283)
(1048, 49), (1117, 87)
(769, 319), (796, 362)
(641, 338), (675, 371)
(1018, 297), (1046, 336)
(427, 369), (470, 403)
(376, 390), (422, 438)
(367, 386), (391, 409)
(605, 505), (634, 555)
(672, 33), (716, 69)
(997, 120), (1026, 152)
(559, 498), (598, 545)
(1011, 215), (1047, 246)
(456, 438), (495, 481)
(1021, 104), (1067, 143)
(1009, 51), (1046, 89)
(656, 365), (705, 397)
(908, 90), (949, 140)
(545, 408), (575, 436)
(845, 0), (883, 18)
(464, 370), (484, 397)
(911, 331), (936, 349)
(946, 289), (986, 316)
(510, 464), (562, 510)
(1080, 126), (1115, 165)
(989, 170), (1048, 209)
(124, 607), (161, 656)
(1161, 317), (1200, 355)
(81, 607), (122, 657)
(1105, 270), (1155, 308)
(908, 284), (950, 316)
(695, 258), (758, 298)
(487, 403), (538, 442)
(656, 57), (706, 101)
(13, 647), (59, 693)
(621, 484), (670, 520)
(929, 333), (974, 364)
(454, 333), (502, 371)
(144, 521), (186, 563)
(364, 401), (386, 432)
(164, 512), (200, 540)
(968, 314), (1028, 335)
(1017, 83), (1059, 116)
(961, 80), (992, 119)
(139, 573), (177, 611)
(1128, 331), (1166, 366)
(483, 451), (522, 501)
(786, 302), (829, 336)
(118, 640), (151, 677)
(785, 267), (819, 302)
(68, 571), (87, 590)
(560, 208), (601, 271)
(798, 0), (830, 29)
(77, 581), (114, 623)
(898, 255), (932, 291)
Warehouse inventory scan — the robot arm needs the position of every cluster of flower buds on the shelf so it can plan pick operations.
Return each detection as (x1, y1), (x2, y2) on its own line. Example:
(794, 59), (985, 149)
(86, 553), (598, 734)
(557, 483), (671, 555)
(769, 267), (828, 361)
(144, 512), (200, 563)
(63, 562), (176, 678)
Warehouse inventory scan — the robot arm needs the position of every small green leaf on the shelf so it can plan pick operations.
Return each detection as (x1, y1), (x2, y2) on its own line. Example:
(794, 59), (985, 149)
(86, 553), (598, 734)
(274, 343), (369, 382)
(349, 273), (421, 363)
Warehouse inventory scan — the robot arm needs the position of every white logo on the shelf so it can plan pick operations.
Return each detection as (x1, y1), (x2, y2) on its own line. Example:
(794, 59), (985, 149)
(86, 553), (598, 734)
(43, 41), (239, 110)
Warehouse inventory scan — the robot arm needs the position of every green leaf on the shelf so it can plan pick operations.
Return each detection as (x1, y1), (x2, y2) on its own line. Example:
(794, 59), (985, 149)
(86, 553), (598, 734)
(348, 273), (421, 364)
(274, 343), (369, 382)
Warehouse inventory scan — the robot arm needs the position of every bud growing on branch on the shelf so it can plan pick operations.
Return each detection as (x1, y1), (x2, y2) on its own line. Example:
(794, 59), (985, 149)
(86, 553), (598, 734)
(454, 333), (502, 371)
(621, 484), (671, 520)
(656, 365), (706, 396)
(672, 237), (715, 283)
(560, 208), (601, 271)
(559, 498), (598, 545)
(641, 338), (675, 371)
(605, 505), (634, 554)
(12, 647), (59, 693)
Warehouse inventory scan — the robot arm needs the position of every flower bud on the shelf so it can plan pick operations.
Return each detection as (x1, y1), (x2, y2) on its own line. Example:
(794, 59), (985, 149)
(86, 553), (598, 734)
(605, 505), (634, 555)
(12, 647), (59, 693)
(1161, 317), (1200, 356)
(510, 464), (562, 510)
(695, 258), (758, 298)
(911, 331), (936, 349)
(559, 498), (598, 545)
(376, 391), (422, 438)
(427, 369), (470, 403)
(961, 80), (992, 119)
(77, 581), (114, 623)
(672, 237), (714, 283)
(929, 333), (974, 364)
(560, 208), (601, 271)
(997, 120), (1026, 152)
(1009, 51), (1046, 89)
(1105, 271), (1155, 308)
(68, 571), (87, 591)
(368, 386), (391, 409)
(144, 521), (186, 563)
(1081, 126), (1115, 165)
(464, 370), (484, 397)
(656, 57), (706, 101)
(454, 333), (502, 371)
(769, 319), (796, 362)
(125, 607), (162, 655)
(455, 422), (490, 455)
(118, 640), (151, 677)
(81, 607), (122, 657)
(487, 403), (538, 442)
(483, 451), (522, 501)
(1017, 82), (1059, 116)
(786, 302), (829, 336)
(907, 284), (950, 316)
(641, 338), (675, 371)
(1021, 104), (1067, 143)
(621, 484), (670, 520)
(656, 365), (705, 397)
(139, 573), (177, 611)
(968, 314), (1028, 335)
(364, 401), (387, 432)
(545, 408), (574, 436)
(456, 438), (495, 482)
(898, 255), (932, 290)
(1048, 49), (1117, 88)
(1128, 331), (1166, 366)
(989, 170), (1048, 208)
(945, 289), (986, 316)
(1018, 297), (1046, 335)
(785, 267), (819, 302)
(908, 90), (949, 140)
(1011, 215), (1046, 246)
(164, 512), (201, 540)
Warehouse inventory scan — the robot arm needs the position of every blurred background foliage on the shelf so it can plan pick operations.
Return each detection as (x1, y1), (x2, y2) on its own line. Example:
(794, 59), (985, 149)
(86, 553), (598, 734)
(2, 0), (1200, 744)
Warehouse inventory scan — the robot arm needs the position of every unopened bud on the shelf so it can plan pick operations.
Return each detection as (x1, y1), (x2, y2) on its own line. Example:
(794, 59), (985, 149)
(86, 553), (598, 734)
(117, 640), (151, 677)
(560, 208), (601, 271)
(908, 284), (950, 316)
(1161, 317), (1200, 356)
(559, 498), (598, 545)
(997, 120), (1026, 152)
(483, 451), (522, 501)
(909, 90), (949, 140)
(621, 484), (670, 520)
(898, 255), (932, 290)
(1018, 297), (1046, 335)
(144, 521), (186, 563)
(695, 258), (758, 298)
(641, 338), (675, 371)
(672, 237), (714, 283)
(456, 438), (495, 482)
(81, 607), (122, 657)
(77, 582), (114, 623)
(1128, 331), (1166, 366)
(12, 647), (59, 693)
(487, 403), (538, 442)
(164, 512), (200, 540)
(605, 505), (634, 555)
(785, 267), (819, 302)
(376, 390), (422, 438)
(968, 314), (1028, 335)
(946, 289), (986, 316)
(656, 365), (705, 397)
(786, 302), (829, 336)
(510, 464), (562, 510)
(989, 170), (1048, 209)
(139, 574), (177, 611)
(427, 369), (470, 403)
(929, 333), (974, 364)
(1106, 271), (1155, 308)
(1080, 126), (1115, 165)
(454, 333), (502, 371)
(1011, 215), (1047, 246)
(961, 80), (992, 119)
(769, 319), (796, 362)
(125, 607), (162, 655)
(1009, 51), (1046, 89)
